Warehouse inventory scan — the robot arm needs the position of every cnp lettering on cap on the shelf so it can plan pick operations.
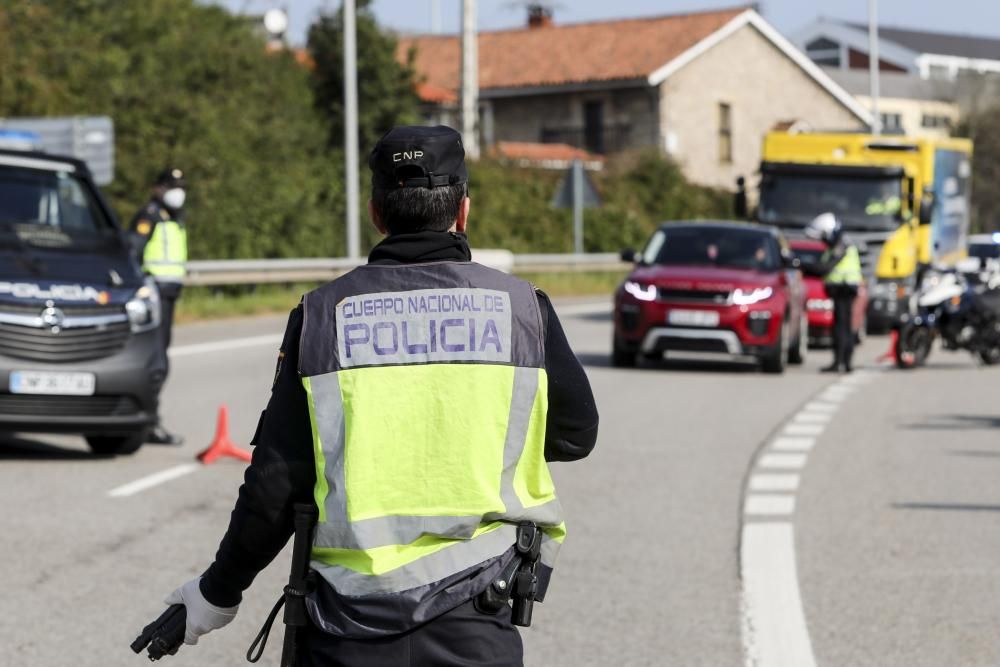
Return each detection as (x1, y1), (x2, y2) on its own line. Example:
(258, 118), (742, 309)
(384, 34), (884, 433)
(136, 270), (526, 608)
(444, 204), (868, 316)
(336, 288), (512, 368)
(392, 151), (424, 162)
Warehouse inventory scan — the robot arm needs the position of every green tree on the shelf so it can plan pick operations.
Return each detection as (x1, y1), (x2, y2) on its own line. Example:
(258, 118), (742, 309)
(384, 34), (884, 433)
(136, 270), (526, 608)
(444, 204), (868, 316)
(308, 0), (421, 154)
(958, 106), (1000, 232)
(0, 0), (343, 259)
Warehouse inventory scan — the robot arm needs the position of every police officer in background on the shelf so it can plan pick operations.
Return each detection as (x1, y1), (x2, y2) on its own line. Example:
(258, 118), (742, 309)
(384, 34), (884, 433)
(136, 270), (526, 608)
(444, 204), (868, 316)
(130, 168), (188, 445)
(803, 212), (863, 374)
(156, 126), (599, 665)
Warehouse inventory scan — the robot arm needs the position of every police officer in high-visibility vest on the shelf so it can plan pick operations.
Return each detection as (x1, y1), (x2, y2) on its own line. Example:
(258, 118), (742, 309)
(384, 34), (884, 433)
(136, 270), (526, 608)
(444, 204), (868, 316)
(804, 212), (863, 374)
(155, 126), (599, 665)
(130, 167), (188, 445)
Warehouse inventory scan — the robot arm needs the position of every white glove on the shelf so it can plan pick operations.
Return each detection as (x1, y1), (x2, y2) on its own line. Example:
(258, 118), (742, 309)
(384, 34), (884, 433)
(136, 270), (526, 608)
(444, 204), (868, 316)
(164, 577), (239, 645)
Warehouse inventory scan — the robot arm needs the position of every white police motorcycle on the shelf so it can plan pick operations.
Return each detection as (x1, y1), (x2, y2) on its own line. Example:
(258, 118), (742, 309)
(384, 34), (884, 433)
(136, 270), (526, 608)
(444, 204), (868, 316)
(895, 258), (1000, 368)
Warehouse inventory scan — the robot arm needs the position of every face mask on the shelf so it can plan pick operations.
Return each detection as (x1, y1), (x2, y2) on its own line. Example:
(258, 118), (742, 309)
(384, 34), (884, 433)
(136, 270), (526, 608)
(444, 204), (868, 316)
(162, 188), (186, 210)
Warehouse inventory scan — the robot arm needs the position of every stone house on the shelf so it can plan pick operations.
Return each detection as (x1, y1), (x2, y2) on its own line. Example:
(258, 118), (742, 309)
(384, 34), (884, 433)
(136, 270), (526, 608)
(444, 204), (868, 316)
(397, 7), (870, 190)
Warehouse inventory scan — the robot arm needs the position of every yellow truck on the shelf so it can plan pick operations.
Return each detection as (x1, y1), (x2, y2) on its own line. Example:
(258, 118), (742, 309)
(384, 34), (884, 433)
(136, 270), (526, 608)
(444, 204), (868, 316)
(754, 131), (973, 332)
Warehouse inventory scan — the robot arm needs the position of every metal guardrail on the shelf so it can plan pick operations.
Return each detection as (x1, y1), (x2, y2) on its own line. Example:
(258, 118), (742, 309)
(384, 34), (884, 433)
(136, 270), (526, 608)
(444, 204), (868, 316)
(184, 252), (630, 286)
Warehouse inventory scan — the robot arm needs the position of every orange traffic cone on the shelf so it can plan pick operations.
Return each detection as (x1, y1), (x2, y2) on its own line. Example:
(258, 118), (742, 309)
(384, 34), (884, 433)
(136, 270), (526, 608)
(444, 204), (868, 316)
(877, 329), (899, 364)
(197, 405), (252, 464)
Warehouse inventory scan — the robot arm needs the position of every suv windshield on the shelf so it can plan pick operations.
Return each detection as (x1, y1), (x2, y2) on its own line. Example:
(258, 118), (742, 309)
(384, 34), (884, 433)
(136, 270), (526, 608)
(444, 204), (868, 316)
(758, 173), (902, 231)
(790, 246), (825, 266)
(642, 226), (779, 271)
(0, 165), (115, 244)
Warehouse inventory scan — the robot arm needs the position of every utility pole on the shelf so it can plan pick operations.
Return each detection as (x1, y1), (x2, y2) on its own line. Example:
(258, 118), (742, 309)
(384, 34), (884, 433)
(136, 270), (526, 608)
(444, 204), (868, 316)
(431, 0), (442, 34)
(868, 0), (881, 136)
(343, 0), (361, 258)
(461, 0), (480, 158)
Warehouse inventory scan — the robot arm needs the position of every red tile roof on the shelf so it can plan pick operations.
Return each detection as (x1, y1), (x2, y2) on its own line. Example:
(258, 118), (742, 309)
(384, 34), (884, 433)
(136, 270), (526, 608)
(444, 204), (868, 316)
(397, 7), (748, 100)
(493, 141), (604, 162)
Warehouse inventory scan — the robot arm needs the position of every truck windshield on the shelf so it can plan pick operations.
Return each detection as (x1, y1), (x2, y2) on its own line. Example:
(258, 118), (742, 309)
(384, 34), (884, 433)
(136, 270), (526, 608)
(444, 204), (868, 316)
(758, 173), (903, 231)
(642, 227), (779, 271)
(0, 166), (115, 242)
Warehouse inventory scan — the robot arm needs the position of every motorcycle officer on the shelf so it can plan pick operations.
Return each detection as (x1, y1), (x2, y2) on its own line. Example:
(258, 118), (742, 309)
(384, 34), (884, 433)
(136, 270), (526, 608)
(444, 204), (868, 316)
(803, 212), (863, 373)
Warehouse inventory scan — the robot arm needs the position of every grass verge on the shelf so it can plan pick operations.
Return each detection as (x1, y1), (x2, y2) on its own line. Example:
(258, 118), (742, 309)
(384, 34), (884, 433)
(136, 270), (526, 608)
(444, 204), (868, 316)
(175, 271), (626, 323)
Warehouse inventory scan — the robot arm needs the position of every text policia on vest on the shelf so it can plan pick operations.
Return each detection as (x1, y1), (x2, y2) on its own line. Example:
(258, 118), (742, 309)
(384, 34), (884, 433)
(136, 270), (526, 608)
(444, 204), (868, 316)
(337, 288), (513, 367)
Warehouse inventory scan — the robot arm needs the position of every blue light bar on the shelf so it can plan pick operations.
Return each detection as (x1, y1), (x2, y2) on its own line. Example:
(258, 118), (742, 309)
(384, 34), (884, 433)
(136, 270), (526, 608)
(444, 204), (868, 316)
(0, 129), (43, 151)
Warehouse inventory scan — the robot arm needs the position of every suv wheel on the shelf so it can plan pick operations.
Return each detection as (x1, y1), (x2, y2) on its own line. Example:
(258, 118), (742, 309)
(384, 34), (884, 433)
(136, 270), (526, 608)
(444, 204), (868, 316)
(788, 312), (807, 365)
(611, 336), (637, 368)
(761, 318), (788, 374)
(86, 432), (145, 456)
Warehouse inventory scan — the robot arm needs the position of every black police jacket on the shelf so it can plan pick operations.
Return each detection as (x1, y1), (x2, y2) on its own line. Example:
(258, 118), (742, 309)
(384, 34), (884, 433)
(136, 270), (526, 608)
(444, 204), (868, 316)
(200, 231), (600, 614)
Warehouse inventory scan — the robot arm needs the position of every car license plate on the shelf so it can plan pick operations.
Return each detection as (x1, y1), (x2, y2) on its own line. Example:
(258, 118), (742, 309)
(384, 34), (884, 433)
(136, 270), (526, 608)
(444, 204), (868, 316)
(668, 309), (720, 327)
(9, 371), (96, 396)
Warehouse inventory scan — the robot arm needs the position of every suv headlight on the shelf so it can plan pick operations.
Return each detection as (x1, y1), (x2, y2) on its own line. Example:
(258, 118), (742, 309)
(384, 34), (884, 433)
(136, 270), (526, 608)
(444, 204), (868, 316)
(623, 280), (657, 302)
(732, 286), (773, 305)
(126, 278), (162, 333)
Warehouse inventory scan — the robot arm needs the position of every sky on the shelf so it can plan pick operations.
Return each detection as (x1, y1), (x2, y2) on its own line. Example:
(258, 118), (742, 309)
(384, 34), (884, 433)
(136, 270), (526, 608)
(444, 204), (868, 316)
(214, 1), (1000, 46)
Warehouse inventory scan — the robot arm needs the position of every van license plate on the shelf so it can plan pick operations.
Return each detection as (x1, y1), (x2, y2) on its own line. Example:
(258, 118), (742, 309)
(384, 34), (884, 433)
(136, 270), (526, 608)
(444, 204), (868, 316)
(9, 371), (96, 396)
(668, 310), (720, 327)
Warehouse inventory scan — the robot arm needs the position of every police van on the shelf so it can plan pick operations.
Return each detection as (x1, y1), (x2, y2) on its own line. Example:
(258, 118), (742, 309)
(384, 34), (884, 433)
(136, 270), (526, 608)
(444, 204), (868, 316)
(0, 134), (163, 455)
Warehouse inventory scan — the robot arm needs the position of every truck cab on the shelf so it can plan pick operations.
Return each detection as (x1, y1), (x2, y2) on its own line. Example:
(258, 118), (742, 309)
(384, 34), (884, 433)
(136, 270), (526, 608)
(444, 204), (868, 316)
(753, 131), (972, 333)
(0, 145), (164, 455)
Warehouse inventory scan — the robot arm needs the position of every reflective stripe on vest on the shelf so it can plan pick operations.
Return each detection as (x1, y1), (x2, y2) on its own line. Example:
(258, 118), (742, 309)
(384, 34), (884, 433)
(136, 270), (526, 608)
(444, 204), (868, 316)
(299, 263), (565, 598)
(824, 245), (863, 286)
(143, 220), (187, 280)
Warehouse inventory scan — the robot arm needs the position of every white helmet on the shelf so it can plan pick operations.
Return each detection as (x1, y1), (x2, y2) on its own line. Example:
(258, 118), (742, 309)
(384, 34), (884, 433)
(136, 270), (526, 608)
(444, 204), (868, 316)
(805, 212), (842, 244)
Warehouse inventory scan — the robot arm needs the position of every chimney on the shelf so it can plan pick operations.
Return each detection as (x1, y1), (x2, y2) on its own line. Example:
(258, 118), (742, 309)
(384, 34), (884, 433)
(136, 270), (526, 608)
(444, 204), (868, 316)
(527, 4), (554, 29)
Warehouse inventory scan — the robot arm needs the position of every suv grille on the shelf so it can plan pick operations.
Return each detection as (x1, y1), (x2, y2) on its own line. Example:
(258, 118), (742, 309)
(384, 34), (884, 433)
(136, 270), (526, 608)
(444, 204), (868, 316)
(0, 303), (132, 363)
(658, 287), (730, 304)
(0, 394), (140, 417)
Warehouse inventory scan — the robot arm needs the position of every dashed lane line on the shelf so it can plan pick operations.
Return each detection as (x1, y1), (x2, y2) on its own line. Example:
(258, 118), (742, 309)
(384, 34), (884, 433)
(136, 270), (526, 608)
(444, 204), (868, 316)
(744, 495), (796, 516)
(169, 334), (284, 359)
(107, 463), (200, 498)
(749, 474), (801, 492)
(740, 369), (882, 667)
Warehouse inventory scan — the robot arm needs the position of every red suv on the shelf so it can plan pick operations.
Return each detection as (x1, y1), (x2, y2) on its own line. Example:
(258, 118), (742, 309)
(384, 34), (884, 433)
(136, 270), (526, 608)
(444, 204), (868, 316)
(613, 221), (808, 373)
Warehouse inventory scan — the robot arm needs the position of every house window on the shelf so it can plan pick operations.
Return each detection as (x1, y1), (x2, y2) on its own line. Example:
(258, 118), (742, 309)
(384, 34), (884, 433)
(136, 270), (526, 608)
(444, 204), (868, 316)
(718, 102), (733, 164)
(921, 114), (952, 129)
(880, 112), (903, 133)
(806, 37), (841, 67)
(583, 101), (605, 154)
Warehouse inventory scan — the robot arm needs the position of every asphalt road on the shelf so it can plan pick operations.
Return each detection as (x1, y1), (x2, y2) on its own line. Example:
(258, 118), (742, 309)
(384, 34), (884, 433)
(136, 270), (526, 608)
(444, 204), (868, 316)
(2, 300), (998, 666)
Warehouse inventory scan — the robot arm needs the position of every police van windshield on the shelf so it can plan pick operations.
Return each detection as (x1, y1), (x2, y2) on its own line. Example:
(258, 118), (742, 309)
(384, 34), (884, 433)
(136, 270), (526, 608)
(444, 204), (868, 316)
(0, 165), (115, 242)
(642, 226), (780, 271)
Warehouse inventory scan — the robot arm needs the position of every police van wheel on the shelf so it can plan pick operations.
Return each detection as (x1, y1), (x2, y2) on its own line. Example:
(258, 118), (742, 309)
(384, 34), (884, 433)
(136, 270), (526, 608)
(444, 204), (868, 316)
(86, 432), (145, 456)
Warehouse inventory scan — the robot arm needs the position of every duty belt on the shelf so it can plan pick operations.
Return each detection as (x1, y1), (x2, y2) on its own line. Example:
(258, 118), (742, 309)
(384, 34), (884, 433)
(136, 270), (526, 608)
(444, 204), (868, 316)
(474, 521), (543, 626)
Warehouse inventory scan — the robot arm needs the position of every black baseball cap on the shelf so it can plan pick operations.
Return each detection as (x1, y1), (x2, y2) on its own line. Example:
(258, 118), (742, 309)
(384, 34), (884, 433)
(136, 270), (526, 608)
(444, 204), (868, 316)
(369, 126), (468, 190)
(156, 167), (185, 188)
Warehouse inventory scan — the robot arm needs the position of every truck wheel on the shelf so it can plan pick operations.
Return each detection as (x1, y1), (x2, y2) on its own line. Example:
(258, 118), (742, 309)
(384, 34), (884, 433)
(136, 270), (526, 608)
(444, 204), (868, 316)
(611, 336), (637, 368)
(86, 432), (145, 456)
(979, 347), (1000, 366)
(762, 319), (787, 374)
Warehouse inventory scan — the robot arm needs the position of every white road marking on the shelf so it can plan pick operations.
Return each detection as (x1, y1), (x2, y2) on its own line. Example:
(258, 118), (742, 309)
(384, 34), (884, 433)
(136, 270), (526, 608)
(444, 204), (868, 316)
(741, 523), (817, 667)
(553, 302), (612, 317)
(744, 494), (796, 516)
(783, 423), (826, 437)
(750, 474), (800, 492)
(107, 463), (200, 498)
(771, 437), (815, 452)
(169, 334), (284, 358)
(793, 412), (832, 424)
(758, 453), (808, 470)
(803, 401), (838, 413)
